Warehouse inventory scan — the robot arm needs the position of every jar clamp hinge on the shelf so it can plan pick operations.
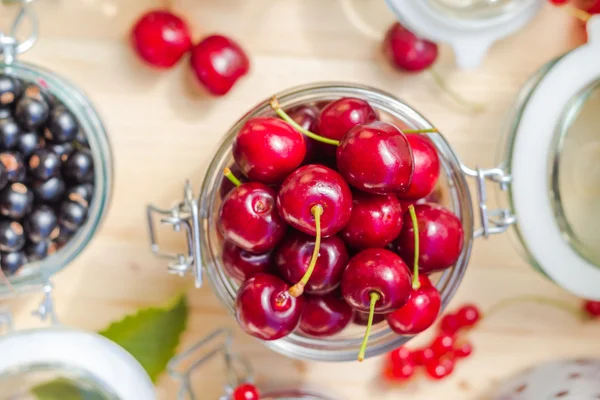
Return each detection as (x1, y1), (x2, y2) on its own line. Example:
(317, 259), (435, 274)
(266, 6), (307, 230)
(167, 328), (254, 400)
(146, 181), (203, 288)
(461, 165), (516, 238)
(0, 0), (38, 65)
(0, 280), (60, 334)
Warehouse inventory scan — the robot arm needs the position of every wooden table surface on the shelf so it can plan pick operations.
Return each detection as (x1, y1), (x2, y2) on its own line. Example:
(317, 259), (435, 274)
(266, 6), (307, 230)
(2, 1), (599, 399)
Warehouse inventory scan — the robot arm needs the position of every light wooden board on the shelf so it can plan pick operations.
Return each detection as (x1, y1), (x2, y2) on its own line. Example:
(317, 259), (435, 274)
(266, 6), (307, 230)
(1, 1), (597, 399)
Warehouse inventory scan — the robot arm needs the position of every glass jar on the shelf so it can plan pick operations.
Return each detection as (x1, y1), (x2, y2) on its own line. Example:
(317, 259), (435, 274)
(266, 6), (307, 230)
(148, 82), (495, 362)
(0, 3), (113, 295)
(385, 0), (543, 68)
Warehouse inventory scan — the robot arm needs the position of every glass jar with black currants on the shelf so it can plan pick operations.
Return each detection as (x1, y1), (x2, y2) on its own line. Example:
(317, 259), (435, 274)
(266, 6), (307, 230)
(0, 62), (112, 293)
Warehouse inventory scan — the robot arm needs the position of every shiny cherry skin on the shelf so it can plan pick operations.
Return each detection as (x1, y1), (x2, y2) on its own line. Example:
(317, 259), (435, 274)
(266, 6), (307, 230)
(318, 98), (377, 156)
(386, 275), (441, 335)
(383, 22), (438, 72)
(131, 10), (192, 68)
(277, 164), (352, 237)
(584, 300), (600, 317)
(222, 241), (272, 281)
(235, 273), (304, 341)
(219, 164), (246, 199)
(299, 293), (353, 337)
(340, 191), (403, 249)
(341, 248), (412, 313)
(287, 105), (319, 163)
(274, 231), (348, 295)
(397, 134), (440, 201)
(232, 383), (260, 400)
(395, 203), (463, 274)
(190, 35), (250, 96)
(456, 304), (481, 327)
(218, 182), (286, 253)
(337, 122), (414, 194)
(352, 310), (386, 326)
(233, 117), (306, 184)
(426, 358), (454, 380)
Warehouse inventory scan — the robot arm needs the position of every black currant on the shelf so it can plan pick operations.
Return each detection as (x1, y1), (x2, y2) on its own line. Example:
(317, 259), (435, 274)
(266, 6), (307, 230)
(65, 183), (93, 208)
(58, 200), (87, 231)
(45, 106), (78, 143)
(0, 220), (25, 252)
(15, 96), (49, 130)
(64, 150), (94, 183)
(1, 251), (27, 276)
(25, 239), (57, 261)
(0, 183), (33, 219)
(0, 75), (22, 108)
(32, 176), (65, 203)
(18, 131), (44, 158)
(28, 149), (61, 180)
(0, 118), (21, 150)
(0, 152), (25, 182)
(24, 205), (58, 243)
(47, 141), (73, 162)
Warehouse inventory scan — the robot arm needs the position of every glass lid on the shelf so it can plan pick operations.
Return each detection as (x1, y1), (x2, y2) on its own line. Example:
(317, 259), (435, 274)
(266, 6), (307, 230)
(385, 0), (543, 68)
(507, 15), (600, 300)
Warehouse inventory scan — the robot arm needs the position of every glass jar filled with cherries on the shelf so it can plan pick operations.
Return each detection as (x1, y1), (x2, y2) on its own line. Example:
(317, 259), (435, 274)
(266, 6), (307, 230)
(148, 83), (481, 362)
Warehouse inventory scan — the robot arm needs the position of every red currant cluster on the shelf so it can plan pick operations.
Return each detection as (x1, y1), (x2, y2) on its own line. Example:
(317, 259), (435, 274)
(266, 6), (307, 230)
(584, 300), (600, 317)
(130, 10), (249, 96)
(383, 304), (481, 382)
(232, 383), (260, 400)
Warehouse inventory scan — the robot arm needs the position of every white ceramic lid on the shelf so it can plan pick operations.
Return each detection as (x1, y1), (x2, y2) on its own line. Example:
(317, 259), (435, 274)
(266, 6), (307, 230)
(0, 327), (156, 399)
(384, 0), (543, 69)
(510, 15), (600, 300)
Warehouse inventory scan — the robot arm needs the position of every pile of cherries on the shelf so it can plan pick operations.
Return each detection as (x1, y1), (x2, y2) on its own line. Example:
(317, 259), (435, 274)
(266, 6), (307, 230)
(384, 304), (480, 382)
(218, 94), (464, 361)
(0, 75), (94, 276)
(131, 10), (249, 96)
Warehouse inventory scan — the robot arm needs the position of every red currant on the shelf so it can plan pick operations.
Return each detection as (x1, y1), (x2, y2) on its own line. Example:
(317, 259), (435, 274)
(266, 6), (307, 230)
(413, 347), (436, 366)
(456, 304), (481, 328)
(584, 300), (600, 317)
(439, 313), (460, 335)
(389, 346), (413, 365)
(233, 383), (260, 400)
(425, 358), (455, 380)
(384, 362), (415, 381)
(549, 0), (569, 4)
(431, 334), (455, 357)
(131, 10), (192, 68)
(453, 341), (473, 358)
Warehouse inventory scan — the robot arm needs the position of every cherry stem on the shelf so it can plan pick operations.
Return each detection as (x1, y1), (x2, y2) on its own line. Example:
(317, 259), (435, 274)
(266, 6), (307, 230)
(428, 68), (486, 113)
(408, 204), (420, 290)
(223, 168), (241, 187)
(485, 295), (588, 321)
(288, 204), (324, 298)
(358, 291), (381, 362)
(563, 4), (592, 22)
(269, 96), (437, 146)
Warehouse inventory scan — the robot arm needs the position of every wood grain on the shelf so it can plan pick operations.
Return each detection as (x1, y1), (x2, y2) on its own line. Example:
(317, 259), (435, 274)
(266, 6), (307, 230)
(1, 1), (597, 399)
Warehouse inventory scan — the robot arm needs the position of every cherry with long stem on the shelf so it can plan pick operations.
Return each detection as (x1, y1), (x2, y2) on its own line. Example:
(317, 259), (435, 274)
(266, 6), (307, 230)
(224, 167), (242, 187)
(358, 291), (381, 362)
(270, 97), (438, 146)
(408, 204), (420, 290)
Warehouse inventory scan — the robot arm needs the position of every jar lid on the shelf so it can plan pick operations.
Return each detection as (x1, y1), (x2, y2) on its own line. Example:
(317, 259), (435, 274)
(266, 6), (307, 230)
(0, 327), (155, 399)
(509, 16), (600, 300)
(384, 0), (543, 69)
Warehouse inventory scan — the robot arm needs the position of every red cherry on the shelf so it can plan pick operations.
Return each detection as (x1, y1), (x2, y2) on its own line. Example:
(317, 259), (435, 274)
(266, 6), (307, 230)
(341, 248), (412, 361)
(386, 275), (441, 335)
(425, 358), (454, 380)
(397, 135), (440, 201)
(189, 35), (249, 96)
(299, 293), (353, 337)
(274, 231), (348, 295)
(340, 191), (403, 250)
(318, 98), (378, 156)
(453, 341), (473, 358)
(222, 241), (272, 282)
(219, 164), (246, 198)
(439, 314), (461, 335)
(389, 346), (413, 366)
(287, 105), (320, 164)
(235, 273), (304, 340)
(456, 304), (481, 328)
(276, 164), (352, 237)
(352, 310), (387, 326)
(218, 181), (286, 253)
(383, 22), (438, 72)
(383, 362), (415, 381)
(131, 10), (192, 69)
(412, 347), (436, 366)
(336, 122), (414, 194)
(430, 334), (455, 357)
(584, 300), (600, 317)
(395, 203), (464, 274)
(233, 117), (306, 184)
(233, 383), (260, 400)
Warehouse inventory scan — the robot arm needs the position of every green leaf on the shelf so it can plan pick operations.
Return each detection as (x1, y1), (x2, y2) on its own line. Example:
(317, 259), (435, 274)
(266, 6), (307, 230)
(98, 294), (188, 383)
(31, 378), (107, 400)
